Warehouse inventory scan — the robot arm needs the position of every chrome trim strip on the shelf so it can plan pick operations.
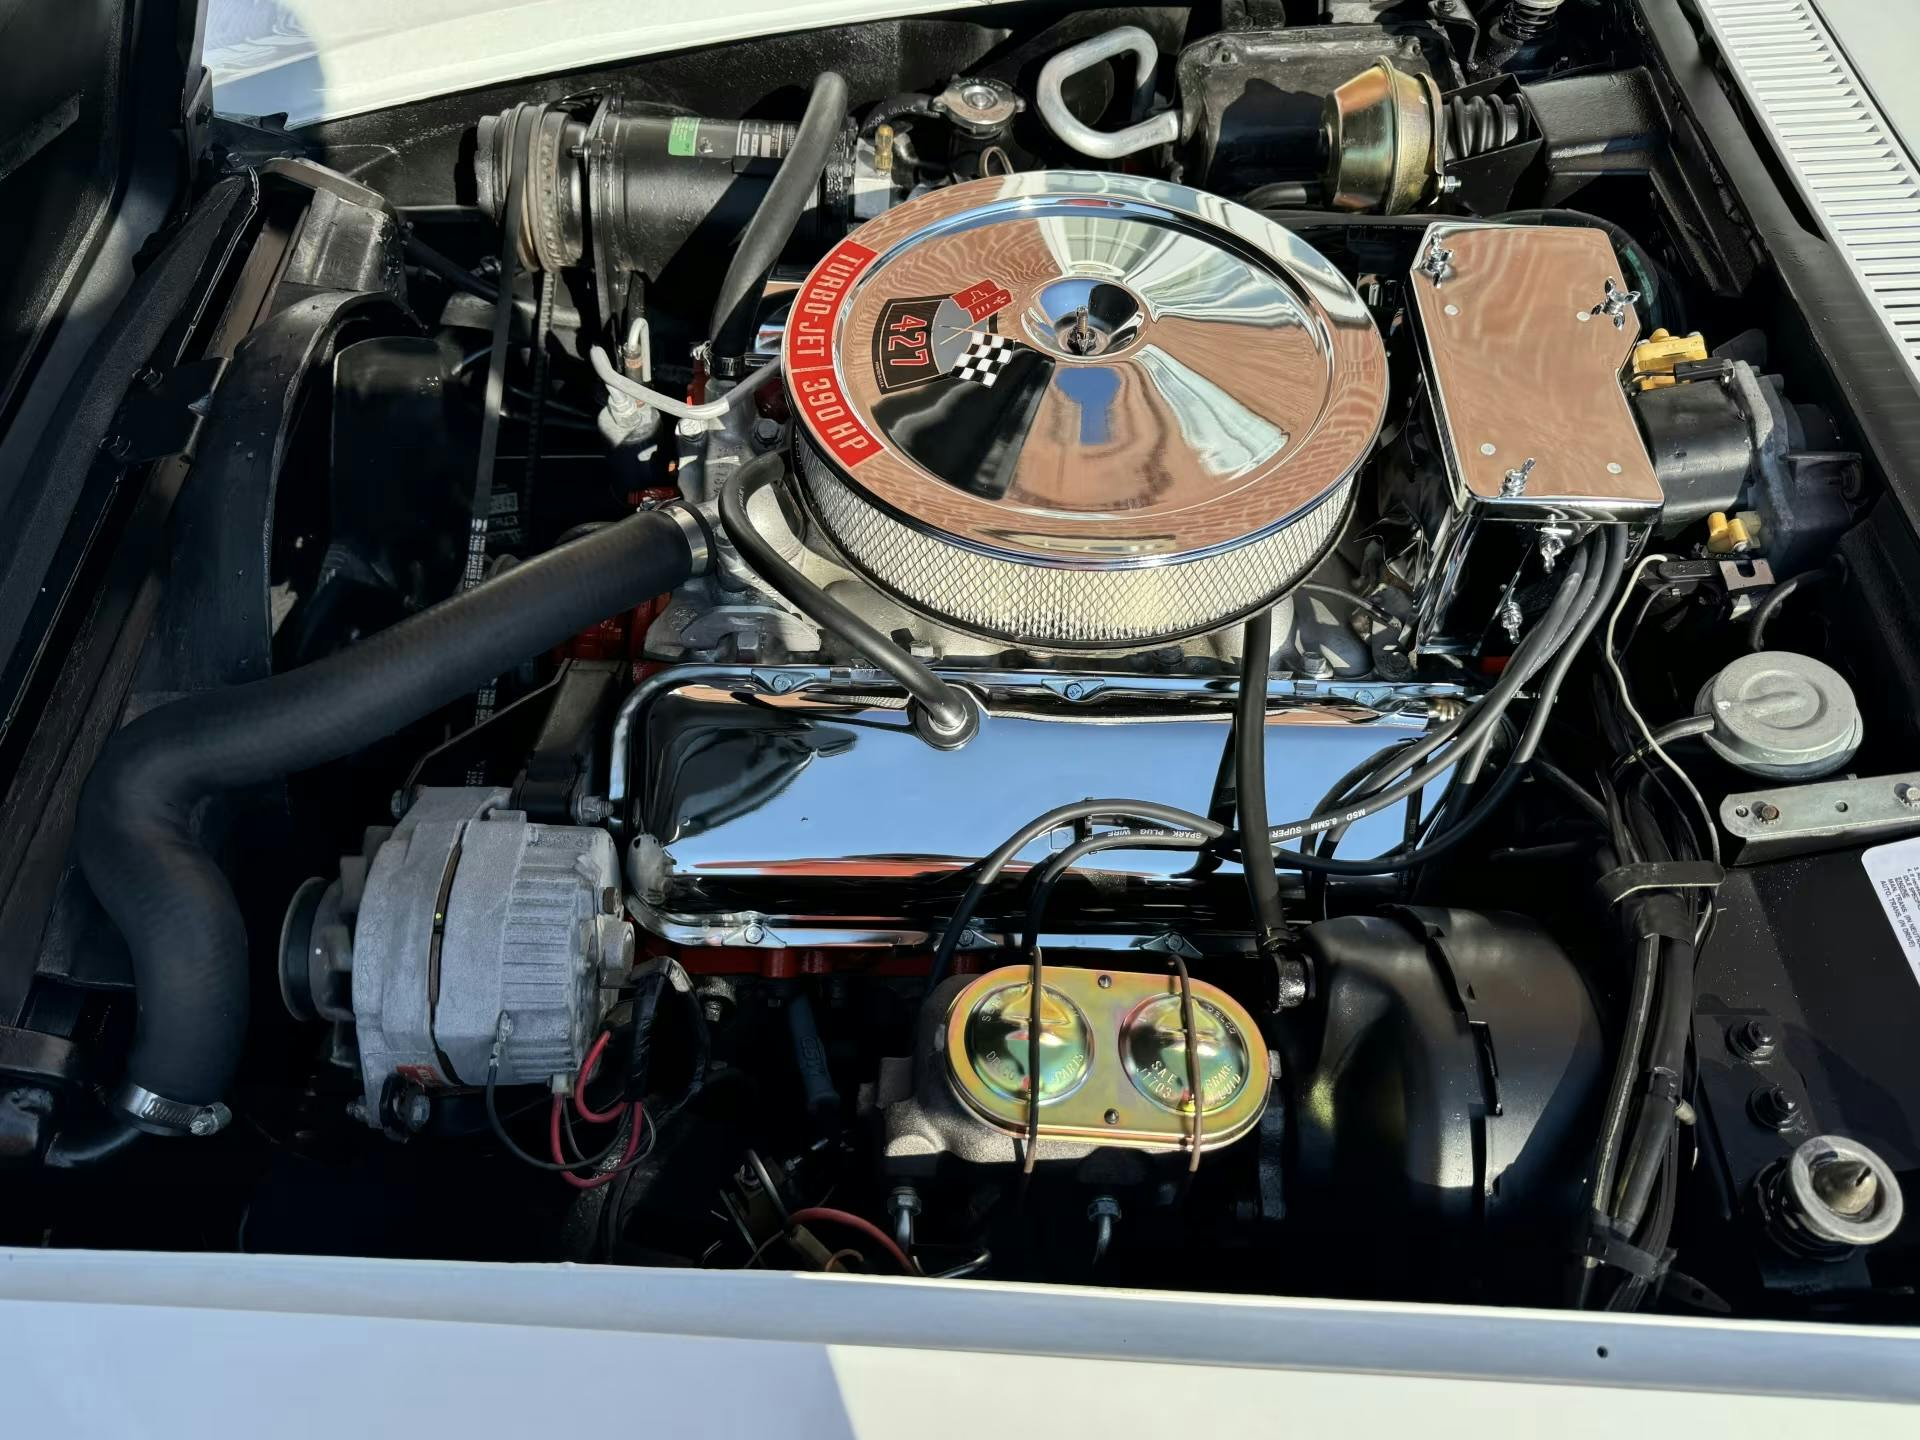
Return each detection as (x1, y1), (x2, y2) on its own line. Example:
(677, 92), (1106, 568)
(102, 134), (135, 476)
(1693, 0), (1920, 382)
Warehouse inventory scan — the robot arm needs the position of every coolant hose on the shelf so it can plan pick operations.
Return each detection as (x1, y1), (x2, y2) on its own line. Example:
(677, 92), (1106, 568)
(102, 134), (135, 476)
(719, 453), (977, 746)
(73, 508), (711, 1141)
(708, 70), (849, 362)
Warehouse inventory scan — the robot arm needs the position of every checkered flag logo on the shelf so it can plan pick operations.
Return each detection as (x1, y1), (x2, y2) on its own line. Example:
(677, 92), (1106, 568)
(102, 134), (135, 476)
(950, 331), (1017, 387)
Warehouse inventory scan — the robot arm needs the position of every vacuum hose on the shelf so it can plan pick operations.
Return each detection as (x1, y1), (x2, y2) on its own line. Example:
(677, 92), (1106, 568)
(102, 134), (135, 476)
(708, 70), (849, 363)
(719, 452), (977, 747)
(1236, 610), (1287, 955)
(73, 508), (710, 1144)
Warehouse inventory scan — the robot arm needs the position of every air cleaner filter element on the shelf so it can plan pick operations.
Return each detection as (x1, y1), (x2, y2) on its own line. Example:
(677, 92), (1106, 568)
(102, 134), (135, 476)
(784, 171), (1388, 648)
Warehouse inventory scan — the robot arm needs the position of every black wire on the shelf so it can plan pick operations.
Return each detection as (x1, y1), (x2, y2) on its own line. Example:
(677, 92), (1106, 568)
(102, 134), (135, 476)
(1610, 714), (1716, 777)
(404, 231), (500, 303)
(1509, 526), (1622, 768)
(1533, 758), (1609, 828)
(1013, 826), (1216, 1177)
(1616, 576), (1667, 657)
(1022, 927), (1046, 1178)
(1613, 932), (1696, 1232)
(1211, 761), (1525, 875)
(1019, 828), (1217, 955)
(1237, 609), (1288, 954)
(1017, 825), (1214, 1170)
(560, 1099), (626, 1165)
(1169, 951), (1204, 1174)
(745, 1148), (792, 1226)
(860, 94), (941, 136)
(1576, 930), (1660, 1308)
(1574, 542), (1724, 1305)
(1295, 582), (1397, 624)
(924, 799), (1226, 993)
(1202, 535), (1609, 878)
(1183, 711), (1240, 879)
(1254, 536), (1598, 849)
(1308, 738), (1420, 860)
(1746, 569), (1817, 651)
(484, 1060), (628, 1173)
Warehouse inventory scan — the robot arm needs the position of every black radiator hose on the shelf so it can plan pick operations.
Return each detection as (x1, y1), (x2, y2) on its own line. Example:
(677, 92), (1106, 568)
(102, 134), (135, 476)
(72, 508), (709, 1143)
(708, 69), (849, 363)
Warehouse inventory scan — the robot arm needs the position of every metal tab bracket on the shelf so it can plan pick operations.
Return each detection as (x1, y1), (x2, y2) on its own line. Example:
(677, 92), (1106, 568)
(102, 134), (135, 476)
(1722, 773), (1920, 862)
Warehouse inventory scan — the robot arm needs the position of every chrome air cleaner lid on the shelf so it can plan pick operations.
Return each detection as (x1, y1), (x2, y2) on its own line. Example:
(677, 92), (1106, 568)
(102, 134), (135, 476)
(785, 171), (1388, 648)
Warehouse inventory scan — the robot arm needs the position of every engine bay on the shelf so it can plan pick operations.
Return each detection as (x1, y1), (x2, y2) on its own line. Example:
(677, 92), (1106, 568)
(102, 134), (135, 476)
(10, 0), (1920, 1320)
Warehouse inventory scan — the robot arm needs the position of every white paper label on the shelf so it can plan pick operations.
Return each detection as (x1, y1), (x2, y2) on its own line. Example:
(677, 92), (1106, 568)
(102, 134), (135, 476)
(1861, 837), (1920, 983)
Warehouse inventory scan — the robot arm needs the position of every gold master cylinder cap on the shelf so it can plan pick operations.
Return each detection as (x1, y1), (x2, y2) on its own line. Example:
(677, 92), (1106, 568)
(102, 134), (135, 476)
(946, 966), (1269, 1151)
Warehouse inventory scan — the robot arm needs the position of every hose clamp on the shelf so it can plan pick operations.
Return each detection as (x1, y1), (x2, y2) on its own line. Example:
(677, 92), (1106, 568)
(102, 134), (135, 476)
(113, 1082), (233, 1138)
(660, 501), (716, 577)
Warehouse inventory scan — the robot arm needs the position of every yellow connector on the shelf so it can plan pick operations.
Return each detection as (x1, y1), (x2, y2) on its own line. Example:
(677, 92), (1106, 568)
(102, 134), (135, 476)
(1706, 511), (1752, 555)
(1632, 327), (1709, 390)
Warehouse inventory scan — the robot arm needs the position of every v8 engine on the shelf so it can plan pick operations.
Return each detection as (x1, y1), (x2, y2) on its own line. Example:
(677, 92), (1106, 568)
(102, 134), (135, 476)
(10, 1), (1916, 1326)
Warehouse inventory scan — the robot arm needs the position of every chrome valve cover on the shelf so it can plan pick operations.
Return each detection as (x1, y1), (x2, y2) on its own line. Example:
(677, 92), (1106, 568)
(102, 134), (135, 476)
(614, 668), (1455, 949)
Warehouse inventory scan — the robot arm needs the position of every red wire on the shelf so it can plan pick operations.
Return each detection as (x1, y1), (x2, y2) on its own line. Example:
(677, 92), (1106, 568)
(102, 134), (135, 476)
(549, 1094), (643, 1190)
(787, 1207), (915, 1274)
(573, 1031), (625, 1123)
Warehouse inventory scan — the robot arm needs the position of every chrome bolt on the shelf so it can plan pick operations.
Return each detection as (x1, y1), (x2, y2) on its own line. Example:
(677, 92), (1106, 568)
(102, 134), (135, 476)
(1896, 782), (1920, 809)
(1097, 973), (1113, 989)
(1538, 528), (1566, 571)
(1592, 277), (1642, 329)
(1502, 457), (1537, 497)
(1419, 242), (1456, 285)
(1498, 596), (1524, 643)
(1755, 802), (1782, 825)
(1104, 1109), (1122, 1125)
(400, 1092), (432, 1132)
(742, 922), (767, 945)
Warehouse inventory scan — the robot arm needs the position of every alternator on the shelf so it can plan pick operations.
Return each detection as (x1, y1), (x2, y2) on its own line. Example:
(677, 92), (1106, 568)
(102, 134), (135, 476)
(280, 788), (634, 1130)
